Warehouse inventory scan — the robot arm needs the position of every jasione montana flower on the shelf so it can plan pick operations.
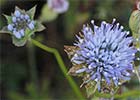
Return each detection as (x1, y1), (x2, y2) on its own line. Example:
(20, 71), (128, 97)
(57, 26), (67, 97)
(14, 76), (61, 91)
(7, 10), (35, 39)
(65, 19), (137, 90)
(0, 6), (45, 46)
(47, 0), (69, 13)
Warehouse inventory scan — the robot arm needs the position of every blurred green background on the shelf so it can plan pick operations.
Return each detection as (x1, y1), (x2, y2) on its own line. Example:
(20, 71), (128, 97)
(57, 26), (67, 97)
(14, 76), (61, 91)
(0, 0), (140, 100)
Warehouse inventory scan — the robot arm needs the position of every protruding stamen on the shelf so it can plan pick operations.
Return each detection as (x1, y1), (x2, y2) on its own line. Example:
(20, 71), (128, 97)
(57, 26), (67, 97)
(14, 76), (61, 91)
(117, 23), (120, 26)
(136, 38), (139, 41)
(102, 21), (106, 24)
(126, 31), (130, 35)
(137, 58), (140, 61)
(91, 20), (94, 25)
(101, 78), (105, 81)
(118, 82), (121, 85)
(113, 77), (116, 80)
(120, 26), (124, 29)
(113, 18), (116, 22)
(132, 53), (135, 56)
(126, 72), (130, 76)
(87, 53), (90, 56)
(137, 48), (140, 51)
(95, 78), (98, 82)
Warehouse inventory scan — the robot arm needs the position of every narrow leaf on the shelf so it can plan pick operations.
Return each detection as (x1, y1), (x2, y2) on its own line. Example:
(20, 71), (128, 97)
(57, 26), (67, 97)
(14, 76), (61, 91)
(27, 5), (37, 19)
(0, 26), (11, 34)
(35, 21), (45, 32)
(3, 14), (12, 24)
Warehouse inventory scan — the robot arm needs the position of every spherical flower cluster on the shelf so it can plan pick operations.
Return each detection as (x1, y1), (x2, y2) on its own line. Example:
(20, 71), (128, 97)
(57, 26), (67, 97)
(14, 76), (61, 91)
(47, 0), (69, 13)
(69, 19), (137, 89)
(7, 10), (35, 39)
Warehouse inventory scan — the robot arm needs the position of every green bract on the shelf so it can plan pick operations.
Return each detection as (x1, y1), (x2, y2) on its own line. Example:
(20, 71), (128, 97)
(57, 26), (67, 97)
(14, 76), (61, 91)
(129, 8), (140, 65)
(0, 6), (45, 47)
(129, 9), (140, 48)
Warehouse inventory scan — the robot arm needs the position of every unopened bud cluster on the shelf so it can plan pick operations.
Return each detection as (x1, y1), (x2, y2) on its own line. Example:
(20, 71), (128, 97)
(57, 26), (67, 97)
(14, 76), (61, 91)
(7, 10), (35, 39)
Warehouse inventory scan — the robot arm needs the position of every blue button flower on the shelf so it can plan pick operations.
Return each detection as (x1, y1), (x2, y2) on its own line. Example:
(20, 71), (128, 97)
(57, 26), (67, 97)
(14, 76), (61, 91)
(65, 19), (137, 91)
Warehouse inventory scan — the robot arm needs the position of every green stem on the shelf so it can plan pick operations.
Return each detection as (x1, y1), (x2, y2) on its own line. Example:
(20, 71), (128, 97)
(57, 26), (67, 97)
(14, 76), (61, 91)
(31, 39), (85, 100)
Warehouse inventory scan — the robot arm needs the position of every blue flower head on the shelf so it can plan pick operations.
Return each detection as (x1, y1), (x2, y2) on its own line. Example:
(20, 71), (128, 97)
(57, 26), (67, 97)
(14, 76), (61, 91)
(65, 19), (137, 91)
(0, 6), (45, 46)
(7, 9), (35, 39)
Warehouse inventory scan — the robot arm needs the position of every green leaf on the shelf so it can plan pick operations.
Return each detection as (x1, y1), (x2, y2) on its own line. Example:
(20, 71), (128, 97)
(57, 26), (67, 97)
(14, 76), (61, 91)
(3, 14), (12, 24)
(35, 21), (45, 32)
(27, 5), (37, 19)
(12, 36), (27, 47)
(129, 10), (140, 34)
(129, 10), (140, 70)
(133, 33), (140, 48)
(39, 4), (58, 22)
(0, 26), (12, 34)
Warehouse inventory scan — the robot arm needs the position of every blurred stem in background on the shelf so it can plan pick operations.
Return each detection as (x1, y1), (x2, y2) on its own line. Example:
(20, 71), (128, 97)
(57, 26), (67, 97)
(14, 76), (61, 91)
(30, 39), (85, 100)
(27, 41), (38, 91)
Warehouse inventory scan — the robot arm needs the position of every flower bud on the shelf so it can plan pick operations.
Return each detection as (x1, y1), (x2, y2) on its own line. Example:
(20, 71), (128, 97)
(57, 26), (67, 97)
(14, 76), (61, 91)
(28, 21), (35, 30)
(12, 16), (17, 23)
(14, 10), (21, 17)
(7, 24), (13, 31)
(20, 14), (24, 19)
(13, 31), (22, 39)
(20, 29), (24, 36)
(24, 14), (29, 20)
